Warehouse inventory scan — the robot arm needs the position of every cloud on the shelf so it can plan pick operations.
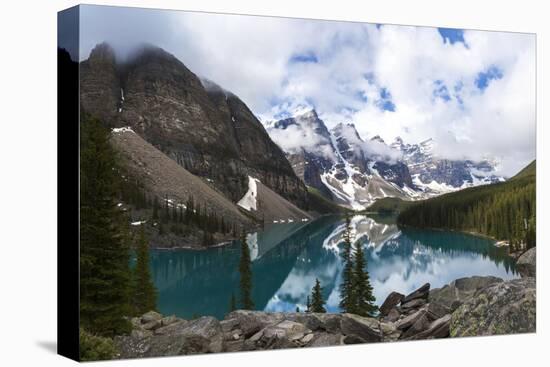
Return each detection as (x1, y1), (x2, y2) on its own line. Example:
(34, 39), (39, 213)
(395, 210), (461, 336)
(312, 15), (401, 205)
(267, 121), (337, 162)
(79, 5), (536, 176)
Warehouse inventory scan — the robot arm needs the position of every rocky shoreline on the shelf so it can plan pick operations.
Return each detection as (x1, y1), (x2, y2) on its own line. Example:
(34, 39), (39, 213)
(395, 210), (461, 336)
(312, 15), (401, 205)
(115, 246), (535, 359)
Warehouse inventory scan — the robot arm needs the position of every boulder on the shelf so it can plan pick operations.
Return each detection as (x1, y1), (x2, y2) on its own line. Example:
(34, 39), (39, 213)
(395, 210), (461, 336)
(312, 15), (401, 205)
(384, 308), (401, 323)
(400, 298), (427, 310)
(426, 301), (450, 321)
(300, 333), (315, 344)
(250, 320), (311, 350)
(340, 314), (382, 342)
(450, 277), (536, 337)
(395, 309), (427, 331)
(308, 333), (344, 347)
(343, 334), (367, 344)
(516, 247), (536, 278)
(154, 320), (188, 335)
(379, 292), (404, 316)
(400, 313), (430, 339)
(141, 311), (163, 324)
(286, 313), (325, 332)
(134, 316), (224, 357)
(401, 283), (430, 304)
(220, 318), (239, 333)
(263, 320), (311, 341)
(407, 314), (451, 340)
(380, 321), (401, 341)
(430, 276), (503, 311)
(160, 315), (179, 327)
(224, 310), (285, 338)
(141, 319), (161, 331)
(316, 313), (345, 333)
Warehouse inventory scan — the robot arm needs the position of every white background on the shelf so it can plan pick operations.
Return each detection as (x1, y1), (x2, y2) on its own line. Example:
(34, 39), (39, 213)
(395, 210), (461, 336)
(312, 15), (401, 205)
(0, 0), (547, 365)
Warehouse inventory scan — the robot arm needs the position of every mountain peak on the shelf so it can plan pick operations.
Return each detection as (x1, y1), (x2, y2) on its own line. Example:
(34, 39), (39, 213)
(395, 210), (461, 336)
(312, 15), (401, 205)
(370, 135), (385, 144)
(296, 108), (318, 119)
(88, 42), (116, 63)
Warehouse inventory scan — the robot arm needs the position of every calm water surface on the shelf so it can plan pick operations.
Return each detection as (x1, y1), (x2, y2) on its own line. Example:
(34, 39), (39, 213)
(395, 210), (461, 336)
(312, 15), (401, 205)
(148, 215), (518, 319)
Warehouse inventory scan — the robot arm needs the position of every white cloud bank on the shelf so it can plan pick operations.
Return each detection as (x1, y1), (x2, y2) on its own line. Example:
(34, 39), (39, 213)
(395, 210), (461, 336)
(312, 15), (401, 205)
(80, 6), (536, 176)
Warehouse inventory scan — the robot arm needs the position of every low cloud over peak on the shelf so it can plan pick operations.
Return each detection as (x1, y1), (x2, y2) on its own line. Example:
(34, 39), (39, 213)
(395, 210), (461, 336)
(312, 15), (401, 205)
(80, 5), (535, 176)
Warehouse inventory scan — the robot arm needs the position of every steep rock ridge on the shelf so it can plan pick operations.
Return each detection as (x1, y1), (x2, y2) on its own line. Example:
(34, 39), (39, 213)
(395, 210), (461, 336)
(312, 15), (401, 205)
(80, 43), (308, 209)
(390, 136), (504, 194)
(79, 43), (121, 126)
(267, 110), (336, 199)
(267, 111), (420, 210)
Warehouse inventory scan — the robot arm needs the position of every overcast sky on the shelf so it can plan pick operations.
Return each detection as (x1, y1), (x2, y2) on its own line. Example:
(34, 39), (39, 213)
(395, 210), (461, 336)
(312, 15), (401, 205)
(78, 5), (536, 176)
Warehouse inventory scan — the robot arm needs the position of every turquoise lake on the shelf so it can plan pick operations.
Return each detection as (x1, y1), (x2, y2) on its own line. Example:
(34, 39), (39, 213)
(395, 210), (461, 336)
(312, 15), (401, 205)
(148, 215), (518, 319)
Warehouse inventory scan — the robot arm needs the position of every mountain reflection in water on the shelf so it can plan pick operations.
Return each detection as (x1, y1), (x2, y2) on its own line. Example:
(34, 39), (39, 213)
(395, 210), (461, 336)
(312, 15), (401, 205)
(149, 215), (518, 319)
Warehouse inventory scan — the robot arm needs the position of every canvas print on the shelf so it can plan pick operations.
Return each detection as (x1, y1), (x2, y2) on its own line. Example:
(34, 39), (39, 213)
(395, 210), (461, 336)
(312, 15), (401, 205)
(58, 4), (536, 361)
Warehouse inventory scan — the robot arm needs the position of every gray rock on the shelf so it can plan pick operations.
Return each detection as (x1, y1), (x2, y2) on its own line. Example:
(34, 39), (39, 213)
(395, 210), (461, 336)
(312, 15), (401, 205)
(395, 309), (427, 331)
(130, 329), (152, 340)
(224, 340), (245, 353)
(343, 334), (367, 344)
(430, 276), (503, 311)
(248, 320), (311, 350)
(451, 277), (536, 337)
(380, 322), (401, 341)
(516, 248), (536, 277)
(400, 298), (427, 310)
(126, 316), (224, 357)
(426, 301), (450, 321)
(263, 320), (311, 341)
(316, 313), (344, 333)
(220, 318), (239, 333)
(400, 313), (430, 339)
(308, 333), (344, 347)
(384, 308), (401, 323)
(153, 320), (188, 335)
(225, 310), (284, 338)
(379, 292), (405, 316)
(286, 313), (325, 331)
(401, 283), (430, 304)
(340, 314), (381, 342)
(141, 311), (163, 324)
(141, 319), (161, 331)
(160, 315), (179, 327)
(407, 314), (451, 340)
(300, 333), (315, 344)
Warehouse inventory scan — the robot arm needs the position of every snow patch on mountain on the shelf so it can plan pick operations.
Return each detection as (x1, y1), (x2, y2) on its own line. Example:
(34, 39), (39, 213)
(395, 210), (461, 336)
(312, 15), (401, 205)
(237, 176), (259, 211)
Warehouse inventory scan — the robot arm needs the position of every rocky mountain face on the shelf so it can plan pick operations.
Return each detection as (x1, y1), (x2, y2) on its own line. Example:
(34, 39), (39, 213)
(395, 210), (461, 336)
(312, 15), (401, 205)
(114, 275), (535, 358)
(111, 127), (254, 248)
(390, 137), (504, 194)
(80, 43), (308, 209)
(266, 109), (505, 209)
(267, 110), (420, 210)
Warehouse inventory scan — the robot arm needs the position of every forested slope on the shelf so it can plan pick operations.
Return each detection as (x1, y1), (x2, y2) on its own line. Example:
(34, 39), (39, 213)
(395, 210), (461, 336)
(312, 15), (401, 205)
(397, 161), (536, 247)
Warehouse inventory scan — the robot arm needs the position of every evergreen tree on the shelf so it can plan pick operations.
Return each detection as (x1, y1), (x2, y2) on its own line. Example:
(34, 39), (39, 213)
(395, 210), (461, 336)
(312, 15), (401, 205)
(152, 196), (159, 221)
(339, 216), (356, 314)
(310, 278), (326, 313)
(229, 292), (237, 312)
(80, 115), (132, 336)
(352, 241), (377, 317)
(306, 296), (311, 313)
(238, 231), (254, 310)
(131, 225), (157, 315)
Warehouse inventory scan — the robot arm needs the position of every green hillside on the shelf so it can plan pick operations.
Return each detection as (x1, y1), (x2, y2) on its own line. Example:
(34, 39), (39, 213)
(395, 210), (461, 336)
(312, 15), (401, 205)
(397, 160), (536, 247)
(306, 186), (349, 214)
(365, 197), (416, 214)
